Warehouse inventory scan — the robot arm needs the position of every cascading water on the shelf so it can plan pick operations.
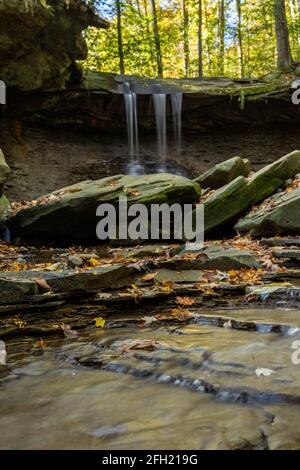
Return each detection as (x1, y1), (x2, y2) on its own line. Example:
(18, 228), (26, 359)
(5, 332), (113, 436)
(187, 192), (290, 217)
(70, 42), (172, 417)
(122, 81), (183, 174)
(123, 82), (142, 175)
(171, 93), (183, 153)
(152, 93), (167, 169)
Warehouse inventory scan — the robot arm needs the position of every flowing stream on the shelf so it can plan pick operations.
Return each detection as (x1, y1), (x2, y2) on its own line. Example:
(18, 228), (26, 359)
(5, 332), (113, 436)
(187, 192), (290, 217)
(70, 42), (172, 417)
(1, 305), (300, 449)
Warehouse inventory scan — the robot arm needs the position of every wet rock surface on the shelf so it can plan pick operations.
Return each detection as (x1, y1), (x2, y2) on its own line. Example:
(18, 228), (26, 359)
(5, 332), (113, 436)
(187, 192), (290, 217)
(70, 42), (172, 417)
(204, 151), (300, 235)
(194, 156), (251, 190)
(0, 236), (300, 449)
(1, 303), (300, 449)
(236, 187), (300, 237)
(7, 173), (201, 243)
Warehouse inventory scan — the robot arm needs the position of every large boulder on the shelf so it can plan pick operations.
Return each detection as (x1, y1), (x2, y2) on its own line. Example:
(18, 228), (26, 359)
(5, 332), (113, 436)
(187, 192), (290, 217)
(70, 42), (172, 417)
(235, 187), (300, 236)
(0, 0), (108, 92)
(8, 173), (201, 243)
(203, 151), (300, 234)
(194, 156), (251, 190)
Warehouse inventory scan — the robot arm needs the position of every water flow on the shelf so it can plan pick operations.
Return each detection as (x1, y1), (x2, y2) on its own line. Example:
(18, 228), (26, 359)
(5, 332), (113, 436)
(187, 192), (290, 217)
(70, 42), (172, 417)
(123, 82), (142, 175)
(171, 93), (183, 153)
(152, 93), (167, 168)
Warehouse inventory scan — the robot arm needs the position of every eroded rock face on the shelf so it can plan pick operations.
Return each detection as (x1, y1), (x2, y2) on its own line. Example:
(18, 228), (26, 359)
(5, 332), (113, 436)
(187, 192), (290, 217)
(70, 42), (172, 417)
(0, 148), (10, 190)
(8, 173), (201, 243)
(0, 0), (108, 91)
(194, 156), (251, 190)
(0, 148), (10, 224)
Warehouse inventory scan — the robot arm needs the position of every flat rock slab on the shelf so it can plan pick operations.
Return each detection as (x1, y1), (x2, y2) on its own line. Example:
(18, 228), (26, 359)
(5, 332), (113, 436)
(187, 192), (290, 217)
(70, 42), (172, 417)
(154, 269), (204, 284)
(0, 276), (38, 304)
(162, 246), (259, 271)
(261, 238), (300, 248)
(0, 264), (140, 304)
(235, 187), (300, 236)
(272, 250), (300, 260)
(8, 173), (201, 243)
(247, 284), (300, 303)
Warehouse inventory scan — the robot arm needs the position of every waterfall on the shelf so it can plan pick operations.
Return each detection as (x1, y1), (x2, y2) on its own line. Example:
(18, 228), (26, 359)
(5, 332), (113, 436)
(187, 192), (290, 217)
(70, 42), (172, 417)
(171, 93), (182, 153)
(122, 81), (183, 174)
(123, 82), (139, 160)
(152, 93), (167, 167)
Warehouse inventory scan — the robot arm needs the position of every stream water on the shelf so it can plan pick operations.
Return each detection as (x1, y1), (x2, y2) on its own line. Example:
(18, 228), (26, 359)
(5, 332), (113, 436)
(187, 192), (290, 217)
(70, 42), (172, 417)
(1, 306), (300, 449)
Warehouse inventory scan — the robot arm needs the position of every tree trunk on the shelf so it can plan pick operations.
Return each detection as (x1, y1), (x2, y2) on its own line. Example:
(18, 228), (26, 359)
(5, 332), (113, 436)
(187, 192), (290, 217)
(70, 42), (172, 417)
(116, 0), (125, 74)
(298, 0), (300, 15)
(150, 0), (163, 78)
(274, 0), (293, 68)
(218, 0), (225, 76)
(182, 0), (190, 77)
(198, 0), (203, 77)
(204, 0), (212, 74)
(236, 0), (244, 78)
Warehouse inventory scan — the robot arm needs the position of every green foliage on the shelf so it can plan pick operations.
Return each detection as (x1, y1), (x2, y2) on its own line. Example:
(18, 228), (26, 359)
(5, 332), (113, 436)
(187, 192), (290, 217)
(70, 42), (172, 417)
(83, 0), (300, 78)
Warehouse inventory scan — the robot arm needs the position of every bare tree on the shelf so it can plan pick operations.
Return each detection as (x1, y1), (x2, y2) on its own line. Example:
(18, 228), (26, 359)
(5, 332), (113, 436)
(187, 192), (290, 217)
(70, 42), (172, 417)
(149, 0), (163, 77)
(274, 0), (293, 68)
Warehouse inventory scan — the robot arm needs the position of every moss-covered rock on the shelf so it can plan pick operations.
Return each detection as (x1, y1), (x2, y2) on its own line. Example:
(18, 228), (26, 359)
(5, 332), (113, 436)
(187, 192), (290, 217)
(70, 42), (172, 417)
(8, 173), (201, 243)
(194, 156), (251, 190)
(0, 193), (9, 220)
(0, 0), (108, 92)
(235, 187), (300, 236)
(0, 148), (10, 190)
(203, 151), (300, 234)
(204, 176), (247, 234)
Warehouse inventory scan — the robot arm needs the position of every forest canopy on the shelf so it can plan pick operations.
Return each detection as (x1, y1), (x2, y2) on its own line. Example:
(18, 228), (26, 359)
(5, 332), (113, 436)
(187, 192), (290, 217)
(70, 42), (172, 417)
(84, 0), (300, 79)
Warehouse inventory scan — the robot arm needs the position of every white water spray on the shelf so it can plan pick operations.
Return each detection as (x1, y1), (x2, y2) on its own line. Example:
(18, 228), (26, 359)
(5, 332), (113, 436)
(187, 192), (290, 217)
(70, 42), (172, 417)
(123, 82), (139, 159)
(152, 93), (167, 167)
(171, 93), (183, 153)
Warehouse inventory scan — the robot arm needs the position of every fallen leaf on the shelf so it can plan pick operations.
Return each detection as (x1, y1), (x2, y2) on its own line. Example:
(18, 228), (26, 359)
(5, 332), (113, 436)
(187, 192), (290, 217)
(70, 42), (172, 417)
(61, 323), (79, 338)
(122, 339), (161, 354)
(34, 338), (46, 349)
(255, 368), (276, 378)
(176, 296), (195, 306)
(170, 308), (191, 321)
(13, 316), (27, 329)
(124, 187), (141, 197)
(94, 317), (106, 329)
(141, 272), (158, 282)
(35, 277), (51, 291)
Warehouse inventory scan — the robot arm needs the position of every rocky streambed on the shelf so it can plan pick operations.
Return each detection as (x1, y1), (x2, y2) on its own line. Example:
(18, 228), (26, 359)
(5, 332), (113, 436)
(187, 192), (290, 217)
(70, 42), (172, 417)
(1, 236), (300, 449)
(0, 150), (300, 449)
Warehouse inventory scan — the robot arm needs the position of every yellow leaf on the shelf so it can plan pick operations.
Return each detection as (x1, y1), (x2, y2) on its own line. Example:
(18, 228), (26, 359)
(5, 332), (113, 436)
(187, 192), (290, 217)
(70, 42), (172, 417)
(87, 258), (100, 267)
(94, 317), (106, 328)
